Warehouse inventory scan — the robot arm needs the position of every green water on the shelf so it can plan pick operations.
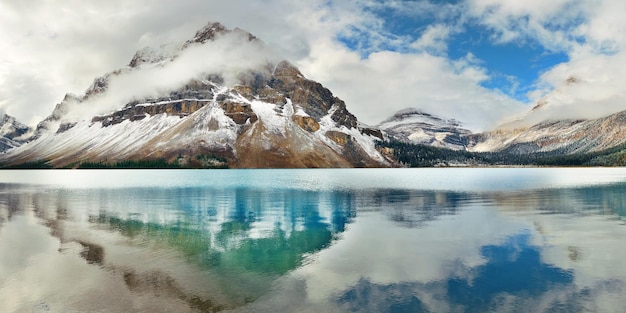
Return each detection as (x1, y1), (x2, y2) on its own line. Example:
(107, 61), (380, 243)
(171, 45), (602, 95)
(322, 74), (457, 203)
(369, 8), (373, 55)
(0, 169), (625, 312)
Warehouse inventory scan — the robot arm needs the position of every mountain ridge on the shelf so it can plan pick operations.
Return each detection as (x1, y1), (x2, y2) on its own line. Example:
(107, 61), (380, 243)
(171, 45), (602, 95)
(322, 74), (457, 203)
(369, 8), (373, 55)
(2, 22), (626, 168)
(0, 22), (390, 168)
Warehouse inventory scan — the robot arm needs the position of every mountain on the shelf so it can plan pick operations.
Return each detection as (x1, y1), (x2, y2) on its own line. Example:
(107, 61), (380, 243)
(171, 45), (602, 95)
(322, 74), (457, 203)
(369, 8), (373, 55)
(0, 22), (389, 168)
(468, 77), (626, 156)
(0, 114), (30, 152)
(378, 108), (472, 150)
(375, 81), (626, 166)
(468, 110), (626, 155)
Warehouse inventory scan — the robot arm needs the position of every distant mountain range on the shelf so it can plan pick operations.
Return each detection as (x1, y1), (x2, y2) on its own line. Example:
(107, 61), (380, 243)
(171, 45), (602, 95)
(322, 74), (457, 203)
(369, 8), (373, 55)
(2, 22), (626, 168)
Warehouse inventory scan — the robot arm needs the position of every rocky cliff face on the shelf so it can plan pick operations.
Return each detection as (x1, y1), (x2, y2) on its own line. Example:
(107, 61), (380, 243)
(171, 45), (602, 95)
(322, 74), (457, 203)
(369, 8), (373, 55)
(378, 108), (471, 150)
(1, 22), (389, 168)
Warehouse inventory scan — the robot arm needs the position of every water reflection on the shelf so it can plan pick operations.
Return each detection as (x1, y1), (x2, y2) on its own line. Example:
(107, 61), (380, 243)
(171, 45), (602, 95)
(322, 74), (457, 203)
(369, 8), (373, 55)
(367, 189), (468, 227)
(0, 185), (357, 311)
(335, 232), (576, 313)
(0, 170), (625, 312)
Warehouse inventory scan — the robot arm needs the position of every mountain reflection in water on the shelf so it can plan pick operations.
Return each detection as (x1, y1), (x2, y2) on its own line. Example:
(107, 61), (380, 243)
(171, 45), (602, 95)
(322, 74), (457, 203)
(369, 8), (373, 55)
(0, 169), (625, 313)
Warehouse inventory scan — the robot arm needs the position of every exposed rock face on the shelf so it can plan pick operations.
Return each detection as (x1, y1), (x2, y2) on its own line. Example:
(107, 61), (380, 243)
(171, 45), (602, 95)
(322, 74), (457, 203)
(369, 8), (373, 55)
(269, 61), (358, 129)
(378, 108), (472, 150)
(358, 127), (384, 140)
(291, 115), (320, 132)
(1, 22), (388, 168)
(220, 102), (258, 125)
(326, 131), (351, 145)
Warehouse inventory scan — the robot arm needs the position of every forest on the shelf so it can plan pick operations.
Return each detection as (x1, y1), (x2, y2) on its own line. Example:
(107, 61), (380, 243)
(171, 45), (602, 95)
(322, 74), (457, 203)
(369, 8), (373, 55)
(376, 140), (626, 167)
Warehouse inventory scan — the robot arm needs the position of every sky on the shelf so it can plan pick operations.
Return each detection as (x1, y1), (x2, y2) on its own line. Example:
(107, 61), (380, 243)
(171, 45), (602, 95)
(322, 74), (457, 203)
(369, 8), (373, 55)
(1, 0), (625, 131)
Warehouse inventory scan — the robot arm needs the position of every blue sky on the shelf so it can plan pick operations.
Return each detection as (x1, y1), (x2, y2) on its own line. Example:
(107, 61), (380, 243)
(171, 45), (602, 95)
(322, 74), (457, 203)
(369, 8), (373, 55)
(448, 26), (569, 102)
(1, 0), (625, 130)
(337, 1), (571, 102)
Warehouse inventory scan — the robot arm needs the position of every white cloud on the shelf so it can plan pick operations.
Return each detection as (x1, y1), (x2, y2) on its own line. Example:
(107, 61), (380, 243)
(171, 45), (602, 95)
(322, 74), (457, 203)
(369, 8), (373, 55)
(410, 24), (452, 55)
(464, 0), (626, 124)
(0, 0), (321, 126)
(63, 30), (282, 122)
(466, 0), (626, 55)
(298, 39), (521, 130)
(513, 52), (626, 126)
(297, 206), (527, 302)
(466, 0), (582, 51)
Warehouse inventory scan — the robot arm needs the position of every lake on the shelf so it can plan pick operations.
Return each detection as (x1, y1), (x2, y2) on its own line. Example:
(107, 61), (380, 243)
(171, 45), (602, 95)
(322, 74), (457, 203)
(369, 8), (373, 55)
(1, 168), (625, 312)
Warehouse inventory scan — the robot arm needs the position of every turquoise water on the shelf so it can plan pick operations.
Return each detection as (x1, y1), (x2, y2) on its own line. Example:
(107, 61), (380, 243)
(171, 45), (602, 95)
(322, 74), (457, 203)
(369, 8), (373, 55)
(0, 168), (625, 312)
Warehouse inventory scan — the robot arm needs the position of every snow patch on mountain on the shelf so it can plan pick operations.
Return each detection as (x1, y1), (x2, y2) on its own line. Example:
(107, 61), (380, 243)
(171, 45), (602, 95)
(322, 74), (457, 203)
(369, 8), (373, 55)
(250, 100), (288, 135)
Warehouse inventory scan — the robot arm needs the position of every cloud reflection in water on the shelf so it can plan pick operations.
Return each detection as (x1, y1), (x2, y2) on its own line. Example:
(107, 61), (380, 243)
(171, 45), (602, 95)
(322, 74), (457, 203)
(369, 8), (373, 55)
(0, 169), (625, 312)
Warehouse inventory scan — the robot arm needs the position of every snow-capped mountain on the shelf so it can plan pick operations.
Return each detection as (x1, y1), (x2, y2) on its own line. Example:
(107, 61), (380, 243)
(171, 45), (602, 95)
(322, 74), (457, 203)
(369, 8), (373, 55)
(464, 76), (626, 155)
(0, 22), (389, 168)
(0, 114), (30, 152)
(378, 108), (472, 150)
(468, 110), (626, 154)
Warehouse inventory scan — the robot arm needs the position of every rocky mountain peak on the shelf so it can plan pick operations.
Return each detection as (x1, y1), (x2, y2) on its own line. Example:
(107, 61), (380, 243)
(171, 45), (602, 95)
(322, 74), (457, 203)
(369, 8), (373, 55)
(273, 61), (304, 80)
(228, 60), (358, 129)
(191, 22), (228, 44)
(84, 74), (112, 98)
(130, 22), (256, 69)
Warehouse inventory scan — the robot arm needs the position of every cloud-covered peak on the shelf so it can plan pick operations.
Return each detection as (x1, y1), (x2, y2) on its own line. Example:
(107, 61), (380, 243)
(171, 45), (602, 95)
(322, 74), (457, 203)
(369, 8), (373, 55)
(129, 22), (260, 69)
(38, 22), (284, 127)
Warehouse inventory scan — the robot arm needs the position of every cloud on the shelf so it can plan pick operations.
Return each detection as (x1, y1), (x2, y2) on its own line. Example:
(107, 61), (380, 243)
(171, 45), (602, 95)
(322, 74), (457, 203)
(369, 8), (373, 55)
(410, 24), (452, 55)
(297, 206), (527, 303)
(511, 52), (626, 126)
(0, 0), (320, 126)
(463, 0), (626, 124)
(0, 0), (524, 131)
(63, 29), (282, 122)
(298, 38), (522, 130)
(465, 0), (583, 51)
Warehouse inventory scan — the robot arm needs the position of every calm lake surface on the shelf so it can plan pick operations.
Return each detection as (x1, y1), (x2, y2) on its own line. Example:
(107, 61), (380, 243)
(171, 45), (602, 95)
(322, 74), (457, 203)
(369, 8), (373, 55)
(1, 168), (625, 312)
